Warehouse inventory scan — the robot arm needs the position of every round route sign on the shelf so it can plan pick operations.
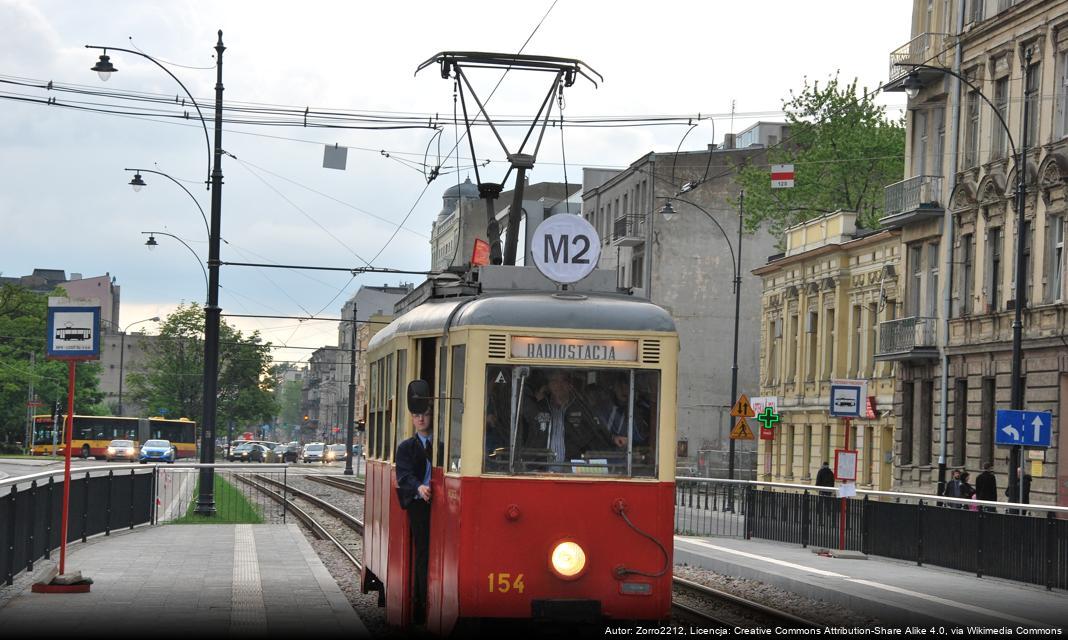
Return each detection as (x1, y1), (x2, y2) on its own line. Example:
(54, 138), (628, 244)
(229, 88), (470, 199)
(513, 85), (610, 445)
(530, 214), (601, 284)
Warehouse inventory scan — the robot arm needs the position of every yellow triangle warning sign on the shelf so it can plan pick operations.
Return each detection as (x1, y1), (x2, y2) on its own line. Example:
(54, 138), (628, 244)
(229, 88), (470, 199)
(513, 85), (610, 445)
(730, 394), (756, 418)
(730, 417), (755, 440)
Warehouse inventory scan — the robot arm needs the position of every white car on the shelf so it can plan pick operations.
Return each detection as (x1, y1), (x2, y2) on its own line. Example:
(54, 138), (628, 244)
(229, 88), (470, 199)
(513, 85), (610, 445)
(106, 439), (138, 462)
(302, 442), (327, 463)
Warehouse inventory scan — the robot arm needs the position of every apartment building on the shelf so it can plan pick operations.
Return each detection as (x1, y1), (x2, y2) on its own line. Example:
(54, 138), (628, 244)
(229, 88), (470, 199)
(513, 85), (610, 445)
(882, 0), (1068, 505)
(754, 211), (900, 489)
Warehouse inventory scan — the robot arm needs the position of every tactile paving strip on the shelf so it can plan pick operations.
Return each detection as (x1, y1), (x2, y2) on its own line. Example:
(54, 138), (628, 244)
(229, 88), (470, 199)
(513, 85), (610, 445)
(231, 524), (267, 634)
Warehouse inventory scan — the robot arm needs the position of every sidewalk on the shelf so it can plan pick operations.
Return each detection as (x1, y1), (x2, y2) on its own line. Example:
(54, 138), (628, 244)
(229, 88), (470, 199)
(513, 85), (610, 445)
(0, 524), (368, 637)
(676, 535), (1068, 629)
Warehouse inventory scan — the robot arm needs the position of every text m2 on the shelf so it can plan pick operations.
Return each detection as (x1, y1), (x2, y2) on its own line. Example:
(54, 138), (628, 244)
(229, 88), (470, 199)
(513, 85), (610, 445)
(544, 234), (591, 264)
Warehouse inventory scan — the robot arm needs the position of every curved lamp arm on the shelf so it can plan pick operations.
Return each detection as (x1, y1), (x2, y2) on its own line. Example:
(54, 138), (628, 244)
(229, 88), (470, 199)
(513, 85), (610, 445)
(142, 231), (210, 296)
(657, 195), (739, 281)
(125, 168), (210, 238)
(87, 44), (212, 187)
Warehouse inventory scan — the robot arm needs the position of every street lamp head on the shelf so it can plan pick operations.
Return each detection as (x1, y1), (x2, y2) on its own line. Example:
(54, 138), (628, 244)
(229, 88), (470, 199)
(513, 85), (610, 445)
(902, 71), (922, 100)
(145, 234), (158, 251)
(129, 172), (146, 193)
(659, 201), (676, 222)
(91, 52), (117, 82)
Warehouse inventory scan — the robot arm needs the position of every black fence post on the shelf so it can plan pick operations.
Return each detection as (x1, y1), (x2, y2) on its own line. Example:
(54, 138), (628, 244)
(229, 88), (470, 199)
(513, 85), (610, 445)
(151, 466), (159, 526)
(976, 506), (984, 578)
(5, 486), (16, 586)
(282, 466), (288, 525)
(916, 499), (925, 567)
(744, 484), (755, 540)
(26, 481), (37, 573)
(105, 470), (114, 536)
(801, 490), (810, 548)
(81, 471), (90, 543)
(44, 476), (53, 560)
(129, 469), (136, 530)
(1045, 510), (1055, 591)
(862, 494), (871, 556)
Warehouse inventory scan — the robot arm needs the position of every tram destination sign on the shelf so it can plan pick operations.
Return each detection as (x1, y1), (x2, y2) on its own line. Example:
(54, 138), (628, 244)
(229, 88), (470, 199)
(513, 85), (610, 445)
(511, 336), (638, 362)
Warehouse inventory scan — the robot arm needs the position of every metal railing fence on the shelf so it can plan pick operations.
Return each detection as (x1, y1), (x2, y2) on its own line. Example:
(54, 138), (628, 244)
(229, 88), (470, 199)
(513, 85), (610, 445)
(675, 478), (1068, 591)
(0, 463), (290, 586)
(877, 316), (938, 356)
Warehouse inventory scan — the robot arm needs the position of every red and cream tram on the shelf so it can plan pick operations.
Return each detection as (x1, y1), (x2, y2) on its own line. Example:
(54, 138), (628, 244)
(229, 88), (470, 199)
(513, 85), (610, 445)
(361, 270), (679, 633)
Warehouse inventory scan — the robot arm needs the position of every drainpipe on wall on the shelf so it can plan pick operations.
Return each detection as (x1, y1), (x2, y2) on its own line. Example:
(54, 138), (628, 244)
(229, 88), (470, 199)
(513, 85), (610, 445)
(937, 0), (966, 496)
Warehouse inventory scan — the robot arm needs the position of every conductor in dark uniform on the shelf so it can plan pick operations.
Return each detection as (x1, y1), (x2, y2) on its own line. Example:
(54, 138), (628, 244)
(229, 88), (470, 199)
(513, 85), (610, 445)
(396, 409), (433, 624)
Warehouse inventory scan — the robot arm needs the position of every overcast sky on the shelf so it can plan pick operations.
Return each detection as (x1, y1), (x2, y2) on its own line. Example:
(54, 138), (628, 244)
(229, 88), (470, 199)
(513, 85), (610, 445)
(1, 0), (912, 368)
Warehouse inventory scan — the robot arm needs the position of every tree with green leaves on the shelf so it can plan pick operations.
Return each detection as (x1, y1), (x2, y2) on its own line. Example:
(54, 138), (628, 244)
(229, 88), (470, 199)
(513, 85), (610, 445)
(127, 303), (278, 426)
(735, 74), (905, 238)
(0, 284), (105, 448)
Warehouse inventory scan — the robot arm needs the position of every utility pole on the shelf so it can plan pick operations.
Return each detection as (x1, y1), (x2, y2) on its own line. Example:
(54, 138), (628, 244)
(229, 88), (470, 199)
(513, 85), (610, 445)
(344, 307), (358, 476)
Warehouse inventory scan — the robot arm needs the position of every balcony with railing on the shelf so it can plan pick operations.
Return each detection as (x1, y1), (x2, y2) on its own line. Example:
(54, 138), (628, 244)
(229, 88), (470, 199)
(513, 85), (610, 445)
(875, 316), (939, 361)
(881, 175), (944, 229)
(612, 214), (646, 247)
(884, 32), (951, 91)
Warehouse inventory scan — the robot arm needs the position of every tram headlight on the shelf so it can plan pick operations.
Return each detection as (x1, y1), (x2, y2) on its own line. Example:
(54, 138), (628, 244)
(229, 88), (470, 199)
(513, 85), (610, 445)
(549, 541), (586, 580)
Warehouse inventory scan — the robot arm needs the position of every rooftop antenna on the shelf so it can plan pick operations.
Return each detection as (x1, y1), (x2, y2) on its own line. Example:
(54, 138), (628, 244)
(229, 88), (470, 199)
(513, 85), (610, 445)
(416, 51), (601, 265)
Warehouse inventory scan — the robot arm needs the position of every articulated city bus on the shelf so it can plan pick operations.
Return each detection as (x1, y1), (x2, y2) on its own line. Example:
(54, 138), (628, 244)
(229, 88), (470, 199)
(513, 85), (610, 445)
(32, 414), (198, 459)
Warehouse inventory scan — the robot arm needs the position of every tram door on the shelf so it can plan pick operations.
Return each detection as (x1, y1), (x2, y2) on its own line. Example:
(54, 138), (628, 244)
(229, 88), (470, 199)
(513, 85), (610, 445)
(414, 338), (442, 627)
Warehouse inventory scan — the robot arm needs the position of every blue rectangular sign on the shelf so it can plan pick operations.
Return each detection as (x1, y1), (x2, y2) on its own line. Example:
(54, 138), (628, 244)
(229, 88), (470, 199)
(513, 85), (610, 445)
(46, 306), (101, 360)
(829, 384), (862, 417)
(995, 409), (1052, 447)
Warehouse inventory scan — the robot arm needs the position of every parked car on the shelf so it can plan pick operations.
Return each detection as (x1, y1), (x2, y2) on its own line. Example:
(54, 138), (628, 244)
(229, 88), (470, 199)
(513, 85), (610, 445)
(106, 439), (139, 462)
(302, 442), (326, 463)
(139, 439), (176, 464)
(325, 444), (348, 463)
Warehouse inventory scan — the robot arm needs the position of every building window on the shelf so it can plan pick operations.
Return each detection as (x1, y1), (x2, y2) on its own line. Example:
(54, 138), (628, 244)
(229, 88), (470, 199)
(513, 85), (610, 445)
(806, 310), (818, 382)
(1026, 61), (1041, 145)
(901, 382), (914, 466)
(1048, 215), (1065, 302)
(803, 425), (812, 479)
(821, 424), (831, 469)
(864, 425), (874, 485)
(850, 305), (862, 378)
(919, 380), (933, 466)
(992, 77), (1009, 159)
(933, 107), (945, 177)
(1015, 219), (1032, 308)
(988, 227), (1002, 311)
(965, 89), (980, 168)
(953, 378), (968, 466)
(926, 242), (940, 316)
(631, 253), (644, 289)
(980, 377), (994, 467)
(823, 308), (835, 379)
(866, 303), (878, 378)
(969, 0), (984, 23)
(909, 244), (923, 315)
(786, 313), (799, 382)
(912, 110), (928, 175)
(961, 233), (975, 315)
(1058, 52), (1068, 139)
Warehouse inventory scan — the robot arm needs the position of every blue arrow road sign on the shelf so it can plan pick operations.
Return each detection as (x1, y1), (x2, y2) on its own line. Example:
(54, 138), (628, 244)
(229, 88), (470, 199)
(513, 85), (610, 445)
(995, 409), (1052, 447)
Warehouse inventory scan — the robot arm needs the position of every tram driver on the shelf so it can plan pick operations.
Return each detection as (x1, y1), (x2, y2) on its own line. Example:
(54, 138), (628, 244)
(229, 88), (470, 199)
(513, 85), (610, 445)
(519, 369), (611, 468)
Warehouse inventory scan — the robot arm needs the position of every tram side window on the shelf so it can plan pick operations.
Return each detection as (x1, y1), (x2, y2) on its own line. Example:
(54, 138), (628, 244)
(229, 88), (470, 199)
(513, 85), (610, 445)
(368, 360), (380, 459)
(448, 345), (465, 472)
(394, 349), (407, 458)
(384, 352), (394, 462)
(483, 366), (660, 477)
(436, 346), (447, 467)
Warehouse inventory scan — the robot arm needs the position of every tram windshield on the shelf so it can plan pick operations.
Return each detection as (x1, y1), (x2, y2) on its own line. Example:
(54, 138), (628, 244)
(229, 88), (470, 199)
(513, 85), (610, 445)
(483, 365), (659, 477)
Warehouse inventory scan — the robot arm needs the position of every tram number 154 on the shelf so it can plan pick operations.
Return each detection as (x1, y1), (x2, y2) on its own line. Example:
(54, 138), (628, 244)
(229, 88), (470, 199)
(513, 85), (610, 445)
(487, 572), (525, 594)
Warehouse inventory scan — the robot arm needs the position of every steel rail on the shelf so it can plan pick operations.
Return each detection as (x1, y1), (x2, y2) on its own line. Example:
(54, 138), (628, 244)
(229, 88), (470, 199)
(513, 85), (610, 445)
(672, 576), (821, 629)
(251, 473), (363, 534)
(303, 475), (365, 495)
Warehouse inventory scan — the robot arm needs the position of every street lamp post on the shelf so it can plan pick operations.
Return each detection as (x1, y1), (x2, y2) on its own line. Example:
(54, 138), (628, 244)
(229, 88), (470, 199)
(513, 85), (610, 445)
(114, 317), (160, 416)
(902, 50), (1030, 502)
(658, 193), (745, 480)
(91, 32), (227, 514)
(142, 232), (210, 294)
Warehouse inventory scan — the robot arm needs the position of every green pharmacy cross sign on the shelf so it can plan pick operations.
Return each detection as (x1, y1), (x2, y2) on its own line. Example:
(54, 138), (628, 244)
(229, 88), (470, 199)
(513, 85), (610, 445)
(756, 407), (780, 430)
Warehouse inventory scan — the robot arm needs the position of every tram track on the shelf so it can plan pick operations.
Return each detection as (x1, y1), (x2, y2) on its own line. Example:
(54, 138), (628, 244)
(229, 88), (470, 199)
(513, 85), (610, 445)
(303, 474), (365, 494)
(671, 575), (821, 629)
(230, 472), (363, 572)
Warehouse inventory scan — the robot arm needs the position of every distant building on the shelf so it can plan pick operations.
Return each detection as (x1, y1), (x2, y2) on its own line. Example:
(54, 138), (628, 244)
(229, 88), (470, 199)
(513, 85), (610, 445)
(1, 269), (121, 328)
(582, 137), (780, 477)
(429, 177), (581, 270)
(754, 211), (900, 489)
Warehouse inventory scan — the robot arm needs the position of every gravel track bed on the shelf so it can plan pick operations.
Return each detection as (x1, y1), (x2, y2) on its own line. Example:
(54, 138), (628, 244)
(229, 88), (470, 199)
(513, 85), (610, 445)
(281, 472), (404, 638)
(674, 563), (882, 628)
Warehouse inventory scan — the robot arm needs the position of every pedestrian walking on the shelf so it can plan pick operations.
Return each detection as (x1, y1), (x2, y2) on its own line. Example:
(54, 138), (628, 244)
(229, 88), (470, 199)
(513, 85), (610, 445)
(942, 469), (962, 508)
